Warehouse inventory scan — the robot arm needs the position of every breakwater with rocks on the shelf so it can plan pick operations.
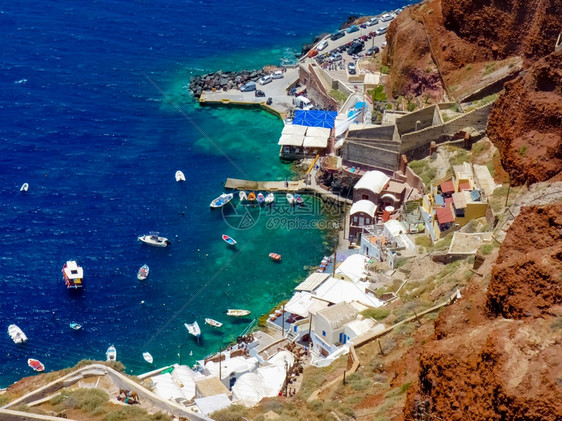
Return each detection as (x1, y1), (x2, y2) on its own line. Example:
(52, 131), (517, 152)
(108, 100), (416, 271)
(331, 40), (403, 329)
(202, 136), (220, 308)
(189, 68), (272, 98)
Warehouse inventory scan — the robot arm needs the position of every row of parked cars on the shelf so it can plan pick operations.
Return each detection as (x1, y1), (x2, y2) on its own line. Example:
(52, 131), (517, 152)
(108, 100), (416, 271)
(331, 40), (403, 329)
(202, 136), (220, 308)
(240, 70), (284, 92)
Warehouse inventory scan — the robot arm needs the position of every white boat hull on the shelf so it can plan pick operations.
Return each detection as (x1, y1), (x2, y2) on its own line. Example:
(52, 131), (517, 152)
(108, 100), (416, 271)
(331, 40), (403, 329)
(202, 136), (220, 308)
(175, 171), (186, 182)
(226, 309), (251, 317)
(8, 324), (28, 344)
(185, 322), (201, 337)
(205, 318), (223, 328)
(106, 345), (117, 361)
(138, 235), (170, 247)
(143, 352), (154, 364)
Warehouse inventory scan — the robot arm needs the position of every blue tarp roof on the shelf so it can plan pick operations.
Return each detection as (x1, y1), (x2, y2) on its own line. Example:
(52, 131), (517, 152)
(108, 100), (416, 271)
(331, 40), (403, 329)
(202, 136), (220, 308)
(293, 110), (338, 128)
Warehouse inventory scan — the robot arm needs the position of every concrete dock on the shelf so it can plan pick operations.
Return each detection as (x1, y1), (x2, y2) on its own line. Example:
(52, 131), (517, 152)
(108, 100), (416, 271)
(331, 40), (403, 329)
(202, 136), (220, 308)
(225, 177), (352, 205)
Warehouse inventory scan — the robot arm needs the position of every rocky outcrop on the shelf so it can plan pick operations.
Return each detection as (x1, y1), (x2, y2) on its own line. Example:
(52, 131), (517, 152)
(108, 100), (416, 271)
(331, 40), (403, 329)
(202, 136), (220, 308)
(487, 51), (562, 185)
(404, 203), (562, 421)
(487, 204), (562, 319)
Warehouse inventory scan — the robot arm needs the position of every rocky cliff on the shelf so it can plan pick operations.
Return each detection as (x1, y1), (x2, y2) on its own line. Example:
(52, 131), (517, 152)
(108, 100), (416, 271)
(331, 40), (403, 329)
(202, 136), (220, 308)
(404, 203), (562, 421)
(487, 51), (562, 185)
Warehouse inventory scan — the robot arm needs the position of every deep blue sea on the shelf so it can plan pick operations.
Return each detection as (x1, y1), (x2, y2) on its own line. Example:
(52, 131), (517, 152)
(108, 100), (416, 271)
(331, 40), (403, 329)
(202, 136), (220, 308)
(0, 0), (407, 387)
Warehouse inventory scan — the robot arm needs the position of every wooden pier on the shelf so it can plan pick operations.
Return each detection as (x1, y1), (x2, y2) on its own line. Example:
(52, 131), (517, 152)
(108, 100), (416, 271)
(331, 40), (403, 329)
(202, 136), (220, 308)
(224, 178), (353, 205)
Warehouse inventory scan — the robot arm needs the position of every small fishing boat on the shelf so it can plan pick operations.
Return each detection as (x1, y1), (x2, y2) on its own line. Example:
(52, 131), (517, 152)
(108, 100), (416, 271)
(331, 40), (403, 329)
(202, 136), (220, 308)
(265, 193), (275, 204)
(69, 323), (82, 331)
(8, 324), (27, 343)
(239, 191), (247, 201)
(205, 318), (223, 328)
(143, 352), (154, 364)
(294, 194), (304, 205)
(257, 193), (265, 204)
(137, 264), (149, 280)
(269, 253), (282, 261)
(248, 192), (256, 201)
(225, 309), (251, 317)
(185, 321), (201, 338)
(62, 260), (84, 289)
(175, 170), (186, 182)
(286, 193), (296, 205)
(28, 358), (44, 372)
(106, 345), (117, 362)
(138, 234), (171, 247)
(210, 193), (234, 209)
(20, 183), (29, 192)
(222, 234), (237, 246)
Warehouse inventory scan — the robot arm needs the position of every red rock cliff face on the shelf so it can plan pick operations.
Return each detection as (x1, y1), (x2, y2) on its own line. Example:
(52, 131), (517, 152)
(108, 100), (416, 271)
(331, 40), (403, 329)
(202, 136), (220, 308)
(487, 51), (562, 185)
(404, 204), (562, 421)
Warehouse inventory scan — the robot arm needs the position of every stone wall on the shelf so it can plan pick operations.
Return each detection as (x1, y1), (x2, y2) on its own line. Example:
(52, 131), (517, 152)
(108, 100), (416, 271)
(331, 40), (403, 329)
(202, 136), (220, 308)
(396, 105), (439, 135)
(342, 142), (400, 172)
(298, 64), (338, 110)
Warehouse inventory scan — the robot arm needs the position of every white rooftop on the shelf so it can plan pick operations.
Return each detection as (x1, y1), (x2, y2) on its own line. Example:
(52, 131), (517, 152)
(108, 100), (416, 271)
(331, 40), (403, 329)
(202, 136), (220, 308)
(282, 124), (308, 136)
(345, 317), (376, 337)
(316, 302), (358, 329)
(305, 126), (331, 137)
(354, 171), (390, 195)
(284, 291), (329, 318)
(203, 355), (258, 381)
(335, 254), (368, 283)
(195, 394), (232, 416)
(350, 200), (377, 218)
(303, 135), (328, 148)
(314, 276), (383, 308)
(63, 260), (83, 279)
(278, 133), (304, 146)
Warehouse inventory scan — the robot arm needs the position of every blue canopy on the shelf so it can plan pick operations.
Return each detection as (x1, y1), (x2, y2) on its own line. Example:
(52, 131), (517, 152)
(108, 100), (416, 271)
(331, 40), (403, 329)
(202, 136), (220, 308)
(293, 110), (338, 129)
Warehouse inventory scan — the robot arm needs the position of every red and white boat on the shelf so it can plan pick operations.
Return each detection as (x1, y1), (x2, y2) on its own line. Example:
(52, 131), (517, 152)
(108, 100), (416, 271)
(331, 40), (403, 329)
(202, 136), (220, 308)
(269, 253), (282, 261)
(222, 234), (237, 246)
(28, 358), (45, 372)
(137, 264), (149, 280)
(62, 260), (83, 289)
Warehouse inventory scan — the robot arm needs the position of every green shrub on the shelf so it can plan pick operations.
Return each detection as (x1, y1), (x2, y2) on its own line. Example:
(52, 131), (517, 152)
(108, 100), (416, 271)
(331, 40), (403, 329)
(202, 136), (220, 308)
(361, 307), (390, 320)
(62, 388), (109, 413)
(518, 146), (527, 156)
(380, 65), (390, 74)
(406, 102), (416, 112)
(400, 382), (412, 393)
(211, 404), (249, 421)
(329, 89), (348, 104)
(481, 244), (494, 255)
(415, 236), (433, 247)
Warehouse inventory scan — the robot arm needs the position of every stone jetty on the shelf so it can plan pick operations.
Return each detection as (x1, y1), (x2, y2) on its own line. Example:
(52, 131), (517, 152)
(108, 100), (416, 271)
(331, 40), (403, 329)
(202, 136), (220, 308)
(189, 68), (270, 99)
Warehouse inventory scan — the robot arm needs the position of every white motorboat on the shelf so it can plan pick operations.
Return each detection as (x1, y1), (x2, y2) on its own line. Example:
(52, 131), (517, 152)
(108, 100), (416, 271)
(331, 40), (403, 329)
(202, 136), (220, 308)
(106, 345), (117, 362)
(138, 234), (171, 247)
(184, 321), (201, 338)
(225, 309), (251, 317)
(175, 170), (186, 182)
(143, 352), (154, 364)
(210, 193), (233, 209)
(137, 264), (149, 280)
(286, 193), (296, 205)
(265, 193), (275, 204)
(239, 191), (247, 201)
(20, 183), (29, 192)
(205, 318), (223, 328)
(8, 324), (27, 344)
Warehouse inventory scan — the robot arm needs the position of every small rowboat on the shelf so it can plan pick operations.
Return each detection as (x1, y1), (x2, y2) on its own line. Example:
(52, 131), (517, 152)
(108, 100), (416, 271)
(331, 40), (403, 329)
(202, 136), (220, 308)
(185, 321), (201, 338)
(205, 318), (223, 328)
(28, 358), (44, 372)
(269, 253), (282, 261)
(137, 264), (149, 280)
(225, 309), (251, 317)
(143, 352), (154, 364)
(8, 324), (27, 344)
(69, 323), (82, 331)
(257, 193), (265, 204)
(222, 234), (237, 246)
(294, 194), (304, 205)
(286, 193), (296, 205)
(106, 345), (117, 362)
(265, 193), (275, 204)
(248, 192), (256, 201)
(239, 191), (247, 201)
(20, 183), (29, 192)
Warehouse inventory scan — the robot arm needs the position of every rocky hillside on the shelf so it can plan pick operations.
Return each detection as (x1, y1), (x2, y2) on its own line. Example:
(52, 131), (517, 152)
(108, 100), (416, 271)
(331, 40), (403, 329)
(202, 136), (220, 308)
(404, 203), (562, 421)
(487, 50), (562, 185)
(383, 0), (562, 99)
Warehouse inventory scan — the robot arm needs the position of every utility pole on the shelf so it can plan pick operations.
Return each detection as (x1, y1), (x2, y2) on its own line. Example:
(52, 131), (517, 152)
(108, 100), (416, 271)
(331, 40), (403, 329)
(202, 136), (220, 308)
(219, 347), (222, 380)
(178, 344), (182, 365)
(282, 305), (285, 337)
(332, 251), (337, 278)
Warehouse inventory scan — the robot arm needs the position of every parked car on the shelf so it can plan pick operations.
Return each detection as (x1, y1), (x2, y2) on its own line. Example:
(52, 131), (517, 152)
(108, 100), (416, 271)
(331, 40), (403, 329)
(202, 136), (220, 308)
(367, 17), (379, 26)
(330, 30), (345, 41)
(272, 70), (284, 79)
(348, 62), (356, 75)
(366, 46), (379, 56)
(317, 40), (329, 51)
(346, 25), (360, 33)
(240, 81), (256, 92)
(381, 13), (394, 22)
(375, 26), (388, 36)
(255, 90), (265, 97)
(347, 41), (364, 55)
(259, 75), (272, 85)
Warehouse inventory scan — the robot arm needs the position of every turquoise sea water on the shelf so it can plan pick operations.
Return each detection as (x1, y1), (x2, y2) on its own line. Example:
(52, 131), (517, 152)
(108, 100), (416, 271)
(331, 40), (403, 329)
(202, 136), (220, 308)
(0, 0), (407, 386)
